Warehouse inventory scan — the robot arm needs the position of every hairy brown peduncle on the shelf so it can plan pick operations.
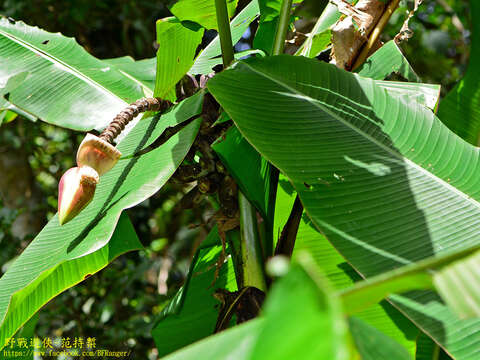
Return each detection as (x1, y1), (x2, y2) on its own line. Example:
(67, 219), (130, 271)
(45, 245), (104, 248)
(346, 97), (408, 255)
(99, 97), (172, 143)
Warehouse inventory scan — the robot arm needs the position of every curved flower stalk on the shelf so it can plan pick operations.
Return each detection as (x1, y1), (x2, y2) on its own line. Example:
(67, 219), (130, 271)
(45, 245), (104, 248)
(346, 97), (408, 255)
(57, 97), (172, 225)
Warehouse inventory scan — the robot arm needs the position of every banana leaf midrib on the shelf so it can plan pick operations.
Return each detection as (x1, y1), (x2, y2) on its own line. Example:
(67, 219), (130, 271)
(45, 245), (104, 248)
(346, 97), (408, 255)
(0, 20), (128, 105)
(234, 61), (480, 212)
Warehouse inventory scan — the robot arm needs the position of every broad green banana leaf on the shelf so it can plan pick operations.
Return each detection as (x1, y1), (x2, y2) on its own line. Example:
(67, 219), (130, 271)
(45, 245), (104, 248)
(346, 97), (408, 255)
(155, 18), (204, 100)
(274, 174), (418, 358)
(104, 56), (156, 97)
(438, 0), (480, 145)
(207, 55), (480, 359)
(0, 213), (141, 351)
(375, 81), (440, 113)
(353, 47), (439, 112)
(0, 17), (145, 131)
(0, 94), (203, 351)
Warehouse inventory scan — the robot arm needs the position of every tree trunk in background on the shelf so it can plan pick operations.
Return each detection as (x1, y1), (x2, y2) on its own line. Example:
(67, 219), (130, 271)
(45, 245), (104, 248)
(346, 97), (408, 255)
(0, 143), (43, 240)
(331, 0), (385, 69)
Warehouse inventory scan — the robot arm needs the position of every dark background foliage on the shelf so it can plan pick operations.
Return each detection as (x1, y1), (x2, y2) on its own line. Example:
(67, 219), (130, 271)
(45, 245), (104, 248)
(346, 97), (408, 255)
(0, 0), (471, 358)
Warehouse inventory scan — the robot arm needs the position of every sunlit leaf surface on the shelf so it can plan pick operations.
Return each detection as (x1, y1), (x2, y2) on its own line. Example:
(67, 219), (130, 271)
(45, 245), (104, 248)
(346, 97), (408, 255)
(0, 94), (203, 350)
(0, 17), (145, 130)
(208, 55), (480, 359)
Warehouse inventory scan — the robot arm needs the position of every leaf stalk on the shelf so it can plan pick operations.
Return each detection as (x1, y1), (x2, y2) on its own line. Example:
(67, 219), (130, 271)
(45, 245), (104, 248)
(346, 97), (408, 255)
(214, 0), (235, 67)
(214, 0), (267, 291)
(238, 191), (267, 291)
(272, 0), (294, 55)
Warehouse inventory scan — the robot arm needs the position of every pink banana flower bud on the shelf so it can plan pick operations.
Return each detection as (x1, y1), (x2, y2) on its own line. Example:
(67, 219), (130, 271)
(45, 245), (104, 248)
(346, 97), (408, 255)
(58, 166), (99, 225)
(76, 133), (121, 175)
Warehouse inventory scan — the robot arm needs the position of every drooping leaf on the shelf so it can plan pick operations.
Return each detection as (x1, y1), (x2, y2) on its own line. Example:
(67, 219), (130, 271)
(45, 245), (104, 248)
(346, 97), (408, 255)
(155, 18), (204, 101)
(0, 213), (141, 350)
(152, 227), (237, 357)
(208, 55), (480, 359)
(438, 0), (480, 145)
(104, 56), (156, 97)
(190, 0), (261, 75)
(356, 40), (420, 82)
(169, 0), (238, 31)
(0, 17), (145, 131)
(0, 94), (203, 350)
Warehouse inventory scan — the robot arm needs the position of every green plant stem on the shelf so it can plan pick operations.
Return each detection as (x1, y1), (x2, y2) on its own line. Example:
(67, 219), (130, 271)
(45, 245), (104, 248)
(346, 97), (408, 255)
(214, 0), (267, 293)
(214, 0), (265, 291)
(214, 0), (234, 67)
(238, 191), (267, 291)
(272, 0), (293, 55)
